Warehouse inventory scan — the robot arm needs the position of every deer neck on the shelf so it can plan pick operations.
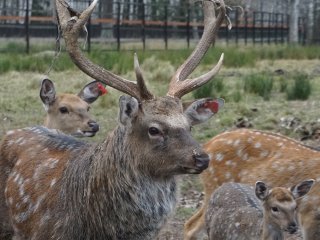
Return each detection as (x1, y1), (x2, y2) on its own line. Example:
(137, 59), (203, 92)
(262, 221), (284, 240)
(60, 126), (177, 239)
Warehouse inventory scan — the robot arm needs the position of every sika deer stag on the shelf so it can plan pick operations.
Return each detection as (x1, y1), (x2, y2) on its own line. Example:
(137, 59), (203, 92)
(205, 180), (315, 240)
(0, 0), (226, 239)
(184, 128), (320, 240)
(40, 78), (107, 137)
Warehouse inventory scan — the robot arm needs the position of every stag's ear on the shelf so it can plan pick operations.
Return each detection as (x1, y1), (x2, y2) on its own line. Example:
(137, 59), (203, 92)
(255, 181), (269, 201)
(40, 79), (56, 109)
(78, 81), (107, 104)
(184, 98), (224, 126)
(119, 95), (139, 125)
(290, 179), (315, 199)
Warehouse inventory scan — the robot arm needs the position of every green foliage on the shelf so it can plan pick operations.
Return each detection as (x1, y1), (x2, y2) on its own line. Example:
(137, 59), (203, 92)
(243, 73), (274, 100)
(231, 90), (242, 102)
(2, 44), (320, 74)
(192, 77), (224, 99)
(286, 73), (312, 100)
(278, 76), (288, 93)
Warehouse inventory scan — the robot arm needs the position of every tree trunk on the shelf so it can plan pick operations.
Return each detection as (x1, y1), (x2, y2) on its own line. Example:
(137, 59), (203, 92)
(289, 0), (300, 43)
(306, 0), (314, 44)
(100, 0), (113, 38)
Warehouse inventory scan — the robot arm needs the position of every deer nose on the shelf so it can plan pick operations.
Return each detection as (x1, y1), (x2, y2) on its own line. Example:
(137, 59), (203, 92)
(288, 222), (297, 234)
(88, 120), (99, 132)
(193, 151), (210, 170)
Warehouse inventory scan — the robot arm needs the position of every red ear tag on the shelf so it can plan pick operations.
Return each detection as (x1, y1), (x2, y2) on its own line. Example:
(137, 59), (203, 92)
(97, 83), (108, 95)
(204, 101), (219, 113)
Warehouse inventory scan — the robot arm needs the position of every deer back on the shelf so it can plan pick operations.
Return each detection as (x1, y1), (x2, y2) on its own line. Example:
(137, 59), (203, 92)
(205, 182), (263, 240)
(2, 0), (227, 239)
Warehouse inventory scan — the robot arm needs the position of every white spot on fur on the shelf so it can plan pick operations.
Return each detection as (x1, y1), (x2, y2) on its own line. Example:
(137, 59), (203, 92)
(216, 153), (224, 162)
(254, 142), (261, 148)
(260, 150), (269, 158)
(16, 159), (22, 166)
(233, 139), (240, 146)
(6, 130), (15, 135)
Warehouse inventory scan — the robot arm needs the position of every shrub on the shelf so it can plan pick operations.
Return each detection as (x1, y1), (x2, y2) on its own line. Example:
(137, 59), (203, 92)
(243, 73), (273, 101)
(286, 73), (312, 100)
(192, 77), (224, 99)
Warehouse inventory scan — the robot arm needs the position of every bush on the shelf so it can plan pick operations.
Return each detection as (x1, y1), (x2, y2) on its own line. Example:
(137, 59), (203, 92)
(243, 73), (273, 100)
(192, 77), (224, 99)
(286, 73), (312, 100)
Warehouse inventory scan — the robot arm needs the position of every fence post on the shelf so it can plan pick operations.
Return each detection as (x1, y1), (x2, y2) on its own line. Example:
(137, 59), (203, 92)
(164, 5), (168, 50)
(252, 12), (255, 45)
(116, 1), (121, 51)
(287, 14), (289, 43)
(275, 13), (278, 44)
(235, 8), (238, 45)
(186, 4), (190, 48)
(260, 12), (263, 45)
(25, 0), (30, 53)
(268, 12), (271, 44)
(244, 11), (248, 45)
(87, 0), (92, 53)
(281, 13), (284, 44)
(141, 2), (146, 50)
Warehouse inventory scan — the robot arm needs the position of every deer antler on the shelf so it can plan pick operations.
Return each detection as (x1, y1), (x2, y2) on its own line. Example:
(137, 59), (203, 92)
(167, 0), (225, 98)
(55, 0), (153, 101)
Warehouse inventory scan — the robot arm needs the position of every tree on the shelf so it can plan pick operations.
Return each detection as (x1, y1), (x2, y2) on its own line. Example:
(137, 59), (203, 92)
(289, 0), (300, 43)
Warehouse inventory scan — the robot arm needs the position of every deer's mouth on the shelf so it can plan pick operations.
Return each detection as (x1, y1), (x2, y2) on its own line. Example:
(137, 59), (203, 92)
(181, 166), (206, 174)
(72, 130), (97, 138)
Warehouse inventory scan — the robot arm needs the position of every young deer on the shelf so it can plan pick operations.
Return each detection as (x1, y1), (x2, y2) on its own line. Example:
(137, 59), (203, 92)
(184, 128), (320, 240)
(205, 180), (315, 240)
(40, 78), (107, 137)
(0, 0), (226, 239)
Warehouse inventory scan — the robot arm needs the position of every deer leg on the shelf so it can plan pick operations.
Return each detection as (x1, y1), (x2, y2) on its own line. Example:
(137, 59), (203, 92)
(184, 206), (206, 240)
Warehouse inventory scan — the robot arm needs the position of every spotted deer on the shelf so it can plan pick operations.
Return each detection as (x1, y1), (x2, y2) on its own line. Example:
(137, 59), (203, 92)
(184, 128), (320, 240)
(205, 180), (315, 240)
(0, 0), (226, 239)
(40, 78), (107, 137)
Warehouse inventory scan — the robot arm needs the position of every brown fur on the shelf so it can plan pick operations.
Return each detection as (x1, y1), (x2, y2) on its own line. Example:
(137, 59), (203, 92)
(1, 96), (219, 239)
(184, 128), (320, 240)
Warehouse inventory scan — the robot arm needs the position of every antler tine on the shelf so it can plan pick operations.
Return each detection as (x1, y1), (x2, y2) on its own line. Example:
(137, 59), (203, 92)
(55, 0), (150, 101)
(167, 0), (226, 98)
(134, 53), (154, 100)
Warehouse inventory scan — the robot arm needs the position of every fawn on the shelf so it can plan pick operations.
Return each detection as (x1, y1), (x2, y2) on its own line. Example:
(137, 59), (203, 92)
(40, 78), (107, 137)
(184, 128), (320, 240)
(205, 180), (314, 240)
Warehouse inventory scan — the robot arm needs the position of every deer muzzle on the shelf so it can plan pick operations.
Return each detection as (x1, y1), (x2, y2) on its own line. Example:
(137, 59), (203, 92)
(193, 150), (210, 171)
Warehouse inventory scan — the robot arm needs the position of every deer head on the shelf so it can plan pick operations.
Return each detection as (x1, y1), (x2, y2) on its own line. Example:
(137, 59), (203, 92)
(256, 179), (315, 237)
(40, 78), (107, 137)
(54, 0), (226, 173)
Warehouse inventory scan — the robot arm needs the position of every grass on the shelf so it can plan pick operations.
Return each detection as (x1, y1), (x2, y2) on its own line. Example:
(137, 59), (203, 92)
(2, 46), (320, 239)
(286, 73), (312, 100)
(2, 43), (320, 74)
(243, 73), (274, 100)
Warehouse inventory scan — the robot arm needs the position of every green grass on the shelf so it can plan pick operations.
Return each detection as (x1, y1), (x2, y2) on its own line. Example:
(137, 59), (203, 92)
(2, 52), (320, 240)
(286, 73), (312, 100)
(243, 73), (274, 100)
(2, 43), (320, 74)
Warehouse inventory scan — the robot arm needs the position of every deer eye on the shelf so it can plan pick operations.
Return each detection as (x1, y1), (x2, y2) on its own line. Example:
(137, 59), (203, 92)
(87, 106), (91, 112)
(148, 127), (160, 136)
(59, 107), (69, 114)
(271, 207), (279, 212)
